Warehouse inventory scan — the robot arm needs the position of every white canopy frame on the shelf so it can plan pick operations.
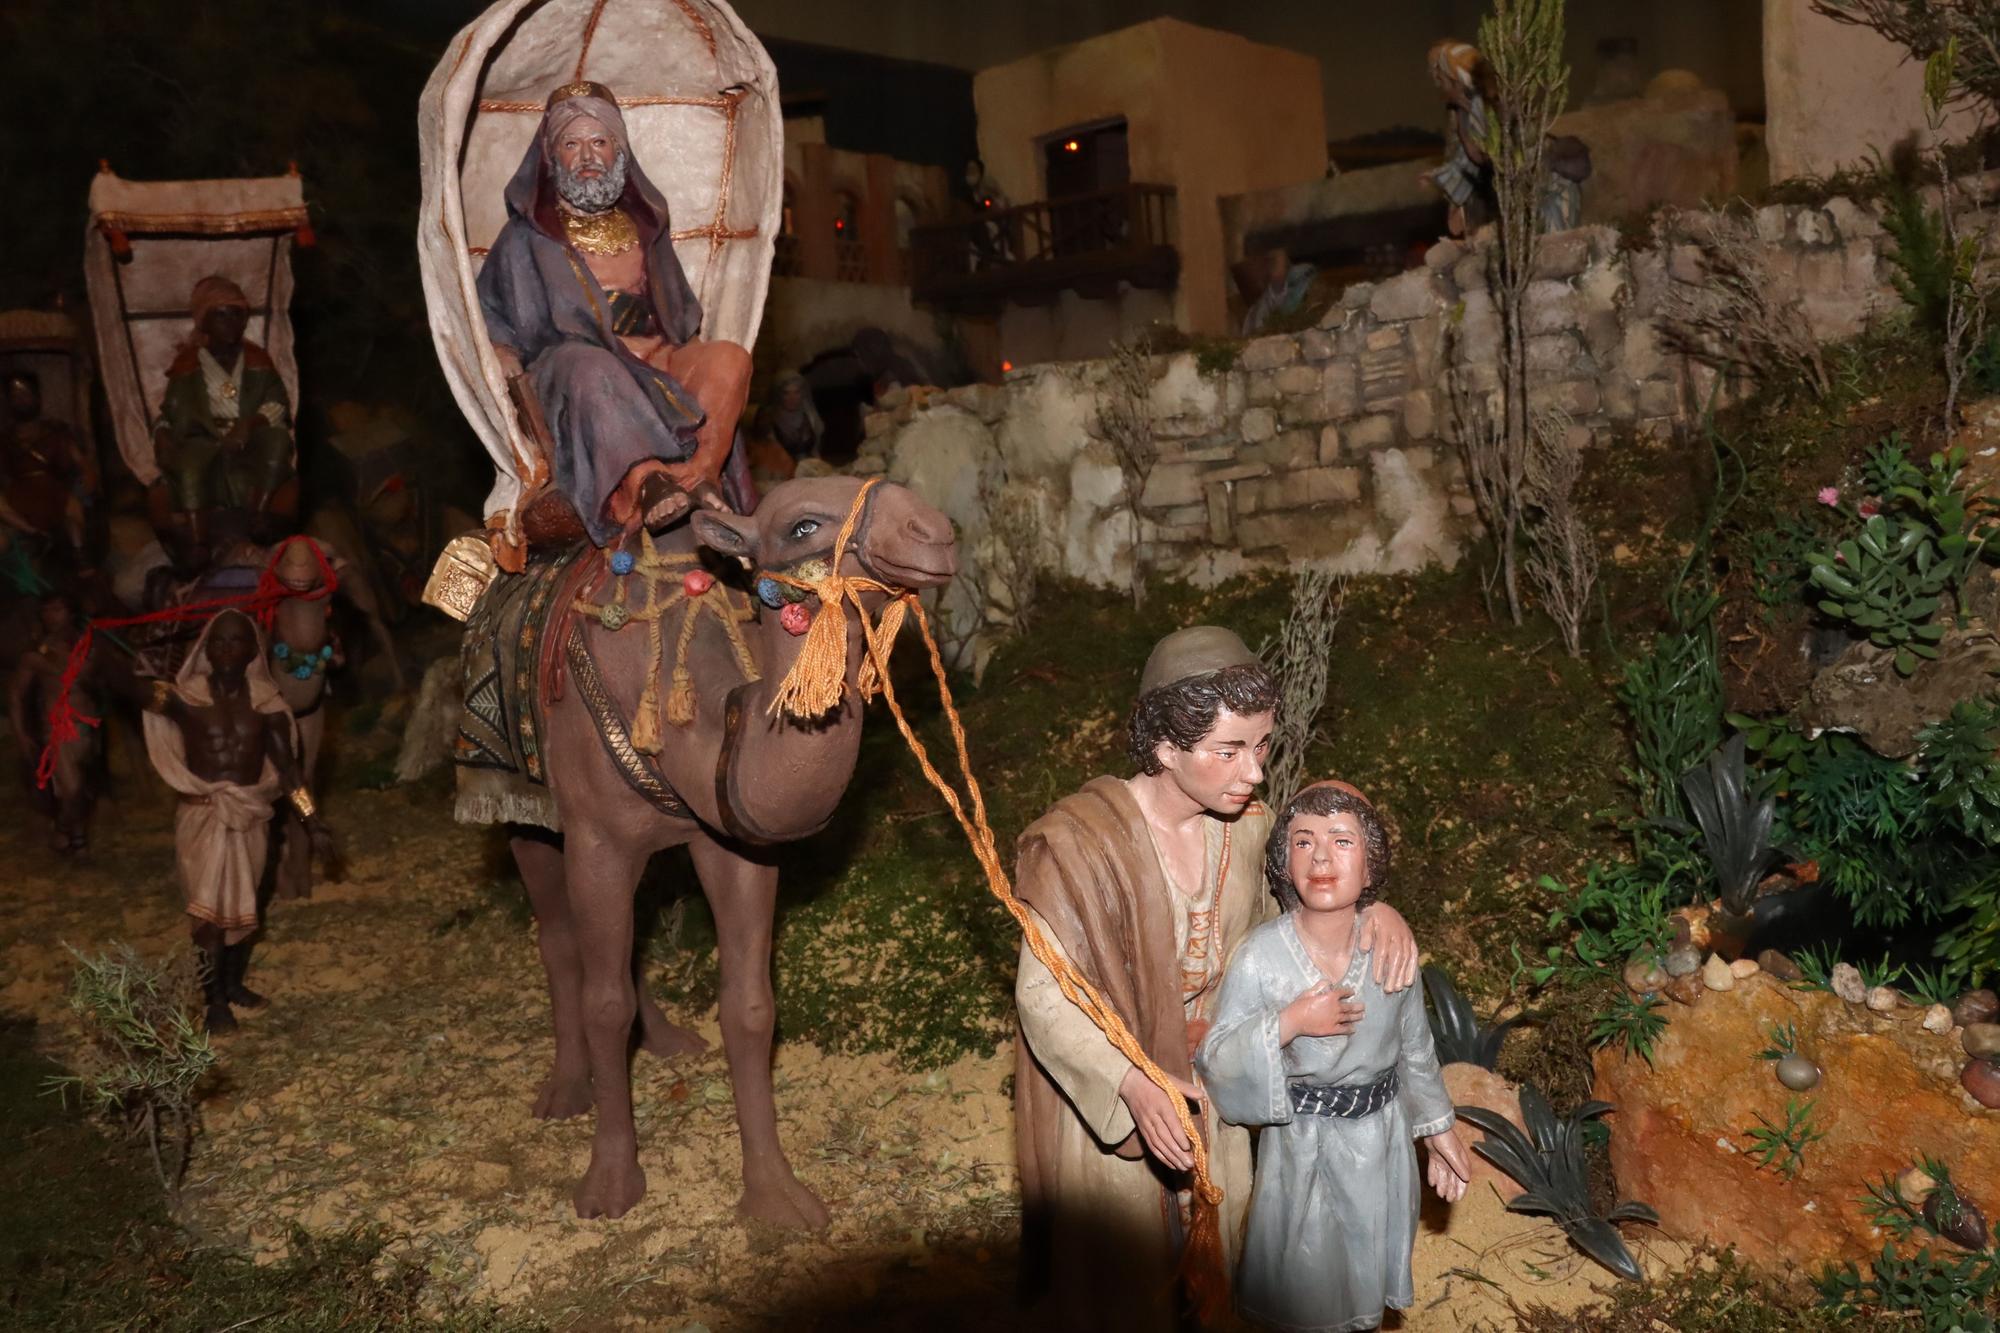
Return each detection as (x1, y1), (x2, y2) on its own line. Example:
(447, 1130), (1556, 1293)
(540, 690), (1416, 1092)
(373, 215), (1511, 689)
(84, 168), (308, 487)
(416, 0), (783, 534)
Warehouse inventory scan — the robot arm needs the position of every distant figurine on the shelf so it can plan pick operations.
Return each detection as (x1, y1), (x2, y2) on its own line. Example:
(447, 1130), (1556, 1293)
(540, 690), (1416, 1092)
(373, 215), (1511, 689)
(10, 594), (99, 853)
(131, 609), (333, 1032)
(154, 276), (295, 561)
(960, 156), (1013, 267)
(1239, 249), (1320, 337)
(1424, 40), (1589, 238)
(1, 371), (97, 566)
(1198, 780), (1472, 1333)
(1014, 628), (1420, 1331)
(478, 80), (754, 543)
(755, 371), (824, 462)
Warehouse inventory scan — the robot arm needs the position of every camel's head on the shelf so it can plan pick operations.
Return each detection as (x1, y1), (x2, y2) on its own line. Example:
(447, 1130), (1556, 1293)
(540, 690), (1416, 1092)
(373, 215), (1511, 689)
(690, 476), (958, 596)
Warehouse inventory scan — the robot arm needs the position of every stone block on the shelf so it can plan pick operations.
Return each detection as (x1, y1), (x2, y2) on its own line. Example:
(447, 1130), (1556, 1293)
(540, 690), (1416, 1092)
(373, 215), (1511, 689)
(1141, 462), (1206, 509)
(1529, 379), (1601, 417)
(1408, 314), (1445, 382)
(1298, 328), (1335, 362)
(1401, 444), (1437, 470)
(1599, 376), (1638, 420)
(1531, 229), (1591, 279)
(864, 411), (897, 439)
(1795, 207), (1836, 248)
(1275, 363), (1320, 397)
(1239, 334), (1300, 373)
(1240, 406), (1277, 443)
(1527, 332), (1588, 376)
(1825, 195), (1883, 240)
(1321, 362), (1361, 418)
(1524, 278), (1578, 337)
(1298, 464), (1364, 505)
(1205, 482), (1234, 546)
(1317, 424), (1342, 463)
(1638, 379), (1681, 417)
(1754, 204), (1788, 245)
(1451, 493), (1478, 516)
(1454, 247), (1491, 293)
(1426, 238), (1465, 270)
(1365, 325), (1404, 353)
(1403, 388), (1436, 439)
(1201, 461), (1272, 485)
(1341, 281), (1376, 310)
(1369, 269), (1438, 322)
(1345, 413), (1399, 451)
(1361, 350), (1411, 407)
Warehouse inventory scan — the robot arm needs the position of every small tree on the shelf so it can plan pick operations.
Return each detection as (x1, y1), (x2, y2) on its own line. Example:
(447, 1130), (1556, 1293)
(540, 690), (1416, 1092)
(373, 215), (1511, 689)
(46, 944), (216, 1208)
(1921, 41), (1998, 429)
(1523, 407), (1599, 658)
(1097, 338), (1157, 611)
(1261, 568), (1347, 805)
(1465, 0), (1570, 625)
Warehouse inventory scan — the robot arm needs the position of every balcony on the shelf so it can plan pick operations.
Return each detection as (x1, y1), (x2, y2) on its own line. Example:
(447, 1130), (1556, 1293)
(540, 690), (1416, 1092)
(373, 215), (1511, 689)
(910, 183), (1178, 313)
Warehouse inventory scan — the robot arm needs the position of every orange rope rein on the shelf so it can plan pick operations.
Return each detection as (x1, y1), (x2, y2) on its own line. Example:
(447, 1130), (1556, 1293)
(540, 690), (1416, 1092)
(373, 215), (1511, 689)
(763, 482), (1229, 1316)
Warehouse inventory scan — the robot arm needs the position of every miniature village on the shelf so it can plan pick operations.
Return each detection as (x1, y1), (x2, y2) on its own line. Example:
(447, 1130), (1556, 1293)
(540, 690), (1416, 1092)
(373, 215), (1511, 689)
(2, 1), (1998, 1329)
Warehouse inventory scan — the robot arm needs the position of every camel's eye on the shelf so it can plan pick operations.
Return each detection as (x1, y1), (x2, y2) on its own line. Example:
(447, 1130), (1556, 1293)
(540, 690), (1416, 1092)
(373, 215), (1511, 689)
(789, 517), (821, 541)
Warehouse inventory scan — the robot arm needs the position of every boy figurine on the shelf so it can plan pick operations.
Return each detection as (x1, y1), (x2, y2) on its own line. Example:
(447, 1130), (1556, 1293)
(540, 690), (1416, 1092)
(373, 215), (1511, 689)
(136, 609), (333, 1031)
(1013, 627), (1419, 1331)
(1198, 780), (1473, 1331)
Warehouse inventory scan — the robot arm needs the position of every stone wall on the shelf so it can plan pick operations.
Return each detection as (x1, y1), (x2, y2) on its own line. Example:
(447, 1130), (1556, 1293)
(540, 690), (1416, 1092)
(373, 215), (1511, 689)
(851, 186), (1978, 671)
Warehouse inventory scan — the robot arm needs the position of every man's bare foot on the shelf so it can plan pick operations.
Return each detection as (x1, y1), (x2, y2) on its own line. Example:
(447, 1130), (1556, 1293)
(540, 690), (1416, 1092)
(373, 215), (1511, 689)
(636, 471), (691, 532)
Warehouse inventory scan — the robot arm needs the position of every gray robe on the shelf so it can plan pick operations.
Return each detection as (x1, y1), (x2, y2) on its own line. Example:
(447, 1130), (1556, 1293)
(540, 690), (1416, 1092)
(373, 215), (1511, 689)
(1196, 916), (1455, 1333)
(476, 120), (706, 544)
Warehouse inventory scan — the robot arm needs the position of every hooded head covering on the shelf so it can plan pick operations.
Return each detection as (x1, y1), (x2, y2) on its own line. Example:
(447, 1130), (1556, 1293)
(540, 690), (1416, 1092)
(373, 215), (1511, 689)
(1427, 40), (1482, 96)
(1139, 625), (1261, 696)
(188, 275), (251, 349)
(503, 80), (676, 237)
(170, 609), (292, 719)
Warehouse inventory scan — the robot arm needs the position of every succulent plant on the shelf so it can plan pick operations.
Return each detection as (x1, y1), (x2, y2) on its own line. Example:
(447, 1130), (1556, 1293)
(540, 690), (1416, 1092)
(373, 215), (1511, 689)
(1454, 1084), (1659, 1282)
(1659, 736), (1791, 917)
(1422, 966), (1530, 1070)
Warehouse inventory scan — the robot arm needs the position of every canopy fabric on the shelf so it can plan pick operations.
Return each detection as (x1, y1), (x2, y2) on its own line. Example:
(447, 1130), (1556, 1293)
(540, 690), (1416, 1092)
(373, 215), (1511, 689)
(417, 0), (783, 528)
(84, 170), (306, 486)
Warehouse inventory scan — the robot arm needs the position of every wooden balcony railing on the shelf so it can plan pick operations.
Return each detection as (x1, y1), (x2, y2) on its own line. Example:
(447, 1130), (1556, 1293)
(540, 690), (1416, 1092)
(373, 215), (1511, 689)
(910, 183), (1178, 312)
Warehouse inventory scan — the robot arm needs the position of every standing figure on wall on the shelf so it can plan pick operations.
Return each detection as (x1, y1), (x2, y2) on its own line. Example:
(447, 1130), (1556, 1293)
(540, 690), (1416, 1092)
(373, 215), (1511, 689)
(1424, 40), (1495, 240)
(153, 276), (296, 562)
(1012, 626), (1420, 1331)
(478, 80), (755, 543)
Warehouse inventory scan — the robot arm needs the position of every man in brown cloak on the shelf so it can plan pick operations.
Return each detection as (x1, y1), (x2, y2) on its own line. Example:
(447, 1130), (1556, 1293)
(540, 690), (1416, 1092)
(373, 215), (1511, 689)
(1013, 626), (1420, 1330)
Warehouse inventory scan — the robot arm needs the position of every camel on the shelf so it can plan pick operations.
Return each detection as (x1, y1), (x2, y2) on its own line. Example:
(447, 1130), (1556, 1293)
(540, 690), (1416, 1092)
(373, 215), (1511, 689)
(504, 474), (957, 1223)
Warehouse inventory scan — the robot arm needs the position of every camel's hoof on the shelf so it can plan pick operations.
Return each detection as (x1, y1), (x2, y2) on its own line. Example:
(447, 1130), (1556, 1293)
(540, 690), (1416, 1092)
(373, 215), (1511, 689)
(637, 1020), (710, 1060)
(737, 1171), (831, 1231)
(531, 1073), (593, 1121)
(574, 1156), (646, 1219)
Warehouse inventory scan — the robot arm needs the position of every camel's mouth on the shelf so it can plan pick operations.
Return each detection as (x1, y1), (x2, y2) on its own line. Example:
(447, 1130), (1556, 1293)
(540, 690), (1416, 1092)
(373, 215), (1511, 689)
(865, 548), (958, 589)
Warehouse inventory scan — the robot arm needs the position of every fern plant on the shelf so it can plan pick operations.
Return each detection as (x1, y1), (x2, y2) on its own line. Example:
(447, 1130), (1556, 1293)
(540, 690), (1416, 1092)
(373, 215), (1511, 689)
(1590, 993), (1669, 1065)
(1422, 966), (1530, 1070)
(1744, 1096), (1826, 1179)
(1455, 1083), (1659, 1282)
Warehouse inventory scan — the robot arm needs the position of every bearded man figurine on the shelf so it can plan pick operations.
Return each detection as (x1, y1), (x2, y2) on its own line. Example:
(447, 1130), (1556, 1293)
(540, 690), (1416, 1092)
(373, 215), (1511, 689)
(477, 80), (753, 544)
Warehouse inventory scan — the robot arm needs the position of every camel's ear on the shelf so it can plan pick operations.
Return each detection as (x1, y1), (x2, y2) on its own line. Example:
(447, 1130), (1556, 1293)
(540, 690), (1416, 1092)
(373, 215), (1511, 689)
(691, 510), (756, 558)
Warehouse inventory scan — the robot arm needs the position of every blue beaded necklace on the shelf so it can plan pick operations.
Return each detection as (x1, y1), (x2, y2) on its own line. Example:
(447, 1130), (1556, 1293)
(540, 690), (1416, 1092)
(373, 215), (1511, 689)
(272, 639), (336, 680)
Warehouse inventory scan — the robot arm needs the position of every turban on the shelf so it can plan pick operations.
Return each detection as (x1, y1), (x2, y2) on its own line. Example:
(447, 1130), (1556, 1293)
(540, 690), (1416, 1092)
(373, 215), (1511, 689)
(190, 275), (250, 331)
(540, 80), (632, 164)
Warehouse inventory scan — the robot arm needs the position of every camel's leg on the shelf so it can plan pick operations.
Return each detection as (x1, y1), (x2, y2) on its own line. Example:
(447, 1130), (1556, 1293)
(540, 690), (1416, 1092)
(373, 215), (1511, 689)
(633, 952), (709, 1059)
(513, 832), (593, 1121)
(690, 833), (830, 1230)
(564, 827), (650, 1219)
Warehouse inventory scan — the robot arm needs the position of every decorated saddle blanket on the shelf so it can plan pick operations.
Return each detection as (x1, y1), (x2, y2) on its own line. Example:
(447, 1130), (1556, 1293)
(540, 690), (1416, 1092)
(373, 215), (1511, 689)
(452, 542), (592, 829)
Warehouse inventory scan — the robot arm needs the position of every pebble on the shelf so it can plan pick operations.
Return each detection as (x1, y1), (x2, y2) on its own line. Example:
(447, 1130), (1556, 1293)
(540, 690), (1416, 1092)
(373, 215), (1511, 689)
(1965, 1059), (2000, 1110)
(1924, 1004), (1956, 1035)
(1866, 986), (1900, 1014)
(1701, 954), (1735, 992)
(1730, 958), (1761, 980)
(1831, 962), (1866, 1004)
(1664, 973), (1705, 1006)
(1664, 944), (1701, 978)
(1898, 1165), (1938, 1203)
(1757, 949), (1803, 982)
(1624, 957), (1667, 995)
(1954, 989), (2000, 1028)
(1777, 1054), (1822, 1091)
(1964, 1023), (2000, 1060)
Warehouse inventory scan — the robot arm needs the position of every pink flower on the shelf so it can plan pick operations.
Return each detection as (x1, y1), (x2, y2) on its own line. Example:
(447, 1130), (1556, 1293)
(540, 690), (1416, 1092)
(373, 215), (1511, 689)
(1818, 486), (1840, 507)
(1858, 496), (1881, 518)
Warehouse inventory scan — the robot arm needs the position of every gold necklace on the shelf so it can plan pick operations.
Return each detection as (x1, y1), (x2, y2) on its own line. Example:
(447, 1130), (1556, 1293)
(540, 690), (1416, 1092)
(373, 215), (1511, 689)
(562, 208), (638, 256)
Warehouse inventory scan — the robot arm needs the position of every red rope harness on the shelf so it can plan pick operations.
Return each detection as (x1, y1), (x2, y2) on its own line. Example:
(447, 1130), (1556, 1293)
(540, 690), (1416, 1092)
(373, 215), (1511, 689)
(36, 536), (339, 788)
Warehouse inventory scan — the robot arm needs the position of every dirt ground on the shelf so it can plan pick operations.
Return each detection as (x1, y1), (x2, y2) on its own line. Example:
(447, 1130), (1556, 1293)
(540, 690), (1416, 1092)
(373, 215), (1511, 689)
(2, 709), (1686, 1331)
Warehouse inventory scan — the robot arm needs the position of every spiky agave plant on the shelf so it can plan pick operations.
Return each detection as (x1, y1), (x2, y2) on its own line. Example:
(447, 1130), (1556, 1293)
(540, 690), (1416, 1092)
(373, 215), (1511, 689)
(1422, 966), (1531, 1070)
(1454, 1083), (1659, 1281)
(1663, 735), (1791, 916)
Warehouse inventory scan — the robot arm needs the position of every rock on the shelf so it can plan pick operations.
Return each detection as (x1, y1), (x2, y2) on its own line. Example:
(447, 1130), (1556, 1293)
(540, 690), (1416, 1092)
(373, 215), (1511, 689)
(1831, 963), (1866, 1004)
(1966, 1023), (2000, 1059)
(1898, 1165), (1938, 1204)
(1664, 944), (1701, 978)
(1701, 954), (1735, 992)
(1625, 957), (1668, 994)
(1665, 973), (1705, 1006)
(1730, 958), (1761, 981)
(1592, 980), (2000, 1269)
(1442, 1063), (1531, 1194)
(1925, 1004), (1957, 1035)
(1368, 270), (1437, 323)
(1955, 990), (2000, 1028)
(1866, 986), (1900, 1014)
(1966, 1059), (2000, 1109)
(1776, 1054), (1822, 1091)
(1758, 949), (1803, 983)
(1796, 633), (2000, 759)
(1925, 1191), (1990, 1250)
